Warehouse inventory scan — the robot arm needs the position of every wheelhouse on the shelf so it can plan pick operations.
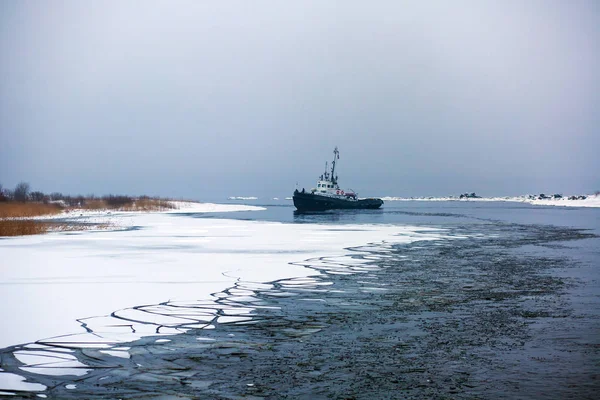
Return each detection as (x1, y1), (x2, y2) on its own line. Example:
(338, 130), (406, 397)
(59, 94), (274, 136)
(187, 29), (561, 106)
(309, 147), (357, 200)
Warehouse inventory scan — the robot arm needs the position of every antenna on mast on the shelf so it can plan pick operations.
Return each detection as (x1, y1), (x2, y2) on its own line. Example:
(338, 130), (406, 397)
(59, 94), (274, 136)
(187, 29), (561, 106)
(331, 146), (339, 184)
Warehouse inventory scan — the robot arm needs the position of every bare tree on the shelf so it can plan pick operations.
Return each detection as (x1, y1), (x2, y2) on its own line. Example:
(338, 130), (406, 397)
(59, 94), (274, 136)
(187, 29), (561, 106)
(14, 182), (30, 202)
(30, 191), (46, 202)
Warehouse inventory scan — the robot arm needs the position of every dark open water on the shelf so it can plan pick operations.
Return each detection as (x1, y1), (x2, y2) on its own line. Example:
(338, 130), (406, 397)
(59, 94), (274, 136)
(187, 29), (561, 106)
(1, 200), (599, 399)
(199, 198), (600, 228)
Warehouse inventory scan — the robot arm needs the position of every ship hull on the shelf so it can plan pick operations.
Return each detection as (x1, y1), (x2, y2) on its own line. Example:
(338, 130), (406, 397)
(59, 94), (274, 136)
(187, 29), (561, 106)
(293, 191), (383, 212)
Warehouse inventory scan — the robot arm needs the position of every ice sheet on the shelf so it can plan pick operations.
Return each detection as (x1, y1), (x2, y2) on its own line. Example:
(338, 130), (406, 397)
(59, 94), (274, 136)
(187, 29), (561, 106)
(1, 210), (448, 352)
(167, 201), (264, 213)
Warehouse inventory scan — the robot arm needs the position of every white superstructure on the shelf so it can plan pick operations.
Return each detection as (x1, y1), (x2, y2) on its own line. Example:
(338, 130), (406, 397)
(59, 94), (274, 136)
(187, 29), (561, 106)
(311, 147), (357, 200)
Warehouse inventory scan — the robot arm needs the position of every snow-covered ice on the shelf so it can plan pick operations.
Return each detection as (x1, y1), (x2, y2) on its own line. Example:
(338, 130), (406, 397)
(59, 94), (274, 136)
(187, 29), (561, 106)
(0, 372), (46, 393)
(0, 202), (461, 391)
(0, 212), (447, 349)
(34, 200), (265, 221)
(168, 201), (264, 213)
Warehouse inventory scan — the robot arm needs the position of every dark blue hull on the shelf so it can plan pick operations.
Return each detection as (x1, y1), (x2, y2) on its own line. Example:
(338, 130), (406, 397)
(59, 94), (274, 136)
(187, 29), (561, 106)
(293, 190), (383, 212)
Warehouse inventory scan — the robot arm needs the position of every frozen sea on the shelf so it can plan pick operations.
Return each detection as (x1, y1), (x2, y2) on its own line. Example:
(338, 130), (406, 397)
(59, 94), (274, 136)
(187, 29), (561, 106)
(0, 199), (599, 398)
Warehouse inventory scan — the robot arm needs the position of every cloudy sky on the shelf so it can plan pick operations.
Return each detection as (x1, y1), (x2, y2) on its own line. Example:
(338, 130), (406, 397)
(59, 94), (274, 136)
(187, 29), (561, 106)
(1, 1), (598, 199)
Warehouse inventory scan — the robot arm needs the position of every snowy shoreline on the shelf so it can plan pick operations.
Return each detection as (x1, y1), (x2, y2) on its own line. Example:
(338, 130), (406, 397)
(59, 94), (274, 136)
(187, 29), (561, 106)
(380, 194), (600, 208)
(36, 200), (266, 218)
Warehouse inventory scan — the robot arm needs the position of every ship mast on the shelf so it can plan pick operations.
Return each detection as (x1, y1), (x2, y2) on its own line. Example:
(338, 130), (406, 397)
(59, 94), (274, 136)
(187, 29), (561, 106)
(330, 147), (339, 185)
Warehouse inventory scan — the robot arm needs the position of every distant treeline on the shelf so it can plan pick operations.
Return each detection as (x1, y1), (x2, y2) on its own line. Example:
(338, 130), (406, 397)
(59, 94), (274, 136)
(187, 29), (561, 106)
(0, 181), (168, 207)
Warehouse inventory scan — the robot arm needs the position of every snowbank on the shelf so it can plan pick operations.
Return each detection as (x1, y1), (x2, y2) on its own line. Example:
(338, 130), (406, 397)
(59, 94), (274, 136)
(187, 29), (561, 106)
(526, 194), (600, 208)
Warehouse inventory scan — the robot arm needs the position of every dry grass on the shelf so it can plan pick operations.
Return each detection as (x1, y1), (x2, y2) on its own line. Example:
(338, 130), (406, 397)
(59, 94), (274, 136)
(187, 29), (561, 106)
(0, 220), (112, 237)
(0, 220), (52, 236)
(0, 202), (63, 236)
(0, 198), (175, 237)
(0, 202), (63, 219)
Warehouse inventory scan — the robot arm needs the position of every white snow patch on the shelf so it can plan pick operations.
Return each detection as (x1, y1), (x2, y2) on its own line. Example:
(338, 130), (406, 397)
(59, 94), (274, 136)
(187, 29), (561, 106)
(526, 194), (600, 208)
(98, 350), (130, 359)
(19, 367), (90, 377)
(0, 372), (46, 392)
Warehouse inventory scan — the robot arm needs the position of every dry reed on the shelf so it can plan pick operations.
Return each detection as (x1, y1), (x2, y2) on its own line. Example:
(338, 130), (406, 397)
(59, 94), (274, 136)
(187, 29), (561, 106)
(0, 220), (51, 236)
(80, 198), (175, 211)
(0, 198), (176, 237)
(121, 199), (175, 211)
(0, 202), (63, 219)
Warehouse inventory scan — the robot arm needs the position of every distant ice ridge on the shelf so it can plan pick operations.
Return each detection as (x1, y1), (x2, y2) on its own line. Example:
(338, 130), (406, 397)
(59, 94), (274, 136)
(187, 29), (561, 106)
(380, 194), (600, 208)
(228, 196), (258, 200)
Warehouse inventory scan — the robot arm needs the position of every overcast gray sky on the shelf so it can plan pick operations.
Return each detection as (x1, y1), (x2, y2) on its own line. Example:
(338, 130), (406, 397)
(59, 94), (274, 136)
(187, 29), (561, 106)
(1, 0), (598, 199)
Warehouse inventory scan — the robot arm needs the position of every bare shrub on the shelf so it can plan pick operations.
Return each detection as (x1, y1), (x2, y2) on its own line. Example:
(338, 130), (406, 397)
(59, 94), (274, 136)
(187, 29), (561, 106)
(82, 199), (106, 210)
(121, 198), (175, 211)
(103, 195), (134, 208)
(14, 182), (30, 202)
(30, 191), (45, 202)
